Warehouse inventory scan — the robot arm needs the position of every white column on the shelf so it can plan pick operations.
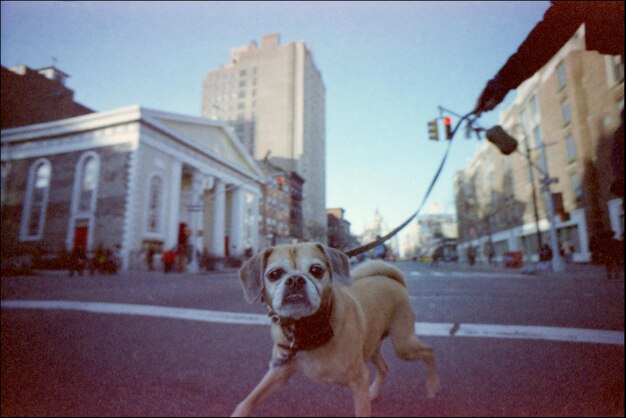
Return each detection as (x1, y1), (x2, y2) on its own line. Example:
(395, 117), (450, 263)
(229, 186), (245, 256)
(187, 171), (206, 273)
(166, 161), (182, 250)
(249, 191), (260, 252)
(211, 179), (226, 257)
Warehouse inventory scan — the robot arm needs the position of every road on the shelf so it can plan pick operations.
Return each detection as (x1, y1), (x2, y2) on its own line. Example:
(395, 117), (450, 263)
(1, 262), (624, 416)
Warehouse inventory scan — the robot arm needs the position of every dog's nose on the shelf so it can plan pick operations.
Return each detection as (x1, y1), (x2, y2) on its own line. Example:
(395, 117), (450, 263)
(285, 275), (306, 290)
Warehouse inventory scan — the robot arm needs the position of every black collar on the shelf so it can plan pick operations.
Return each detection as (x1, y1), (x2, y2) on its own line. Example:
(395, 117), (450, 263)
(264, 296), (335, 365)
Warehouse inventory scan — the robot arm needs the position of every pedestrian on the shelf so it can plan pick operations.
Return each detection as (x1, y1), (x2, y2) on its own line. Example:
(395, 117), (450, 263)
(431, 247), (442, 267)
(561, 239), (574, 264)
(593, 231), (624, 281)
(162, 249), (176, 273)
(373, 236), (387, 260)
(487, 246), (495, 266)
(146, 245), (155, 271)
(538, 243), (552, 271)
(467, 246), (476, 266)
(68, 246), (87, 276)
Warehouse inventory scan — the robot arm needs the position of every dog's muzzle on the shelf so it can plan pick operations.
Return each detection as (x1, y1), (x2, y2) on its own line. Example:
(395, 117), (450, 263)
(282, 274), (310, 305)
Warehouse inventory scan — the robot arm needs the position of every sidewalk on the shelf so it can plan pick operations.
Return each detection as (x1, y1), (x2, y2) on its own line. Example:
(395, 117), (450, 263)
(433, 260), (620, 280)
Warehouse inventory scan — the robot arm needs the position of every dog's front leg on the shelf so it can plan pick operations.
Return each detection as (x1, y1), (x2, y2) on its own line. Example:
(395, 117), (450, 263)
(231, 363), (296, 417)
(349, 365), (371, 417)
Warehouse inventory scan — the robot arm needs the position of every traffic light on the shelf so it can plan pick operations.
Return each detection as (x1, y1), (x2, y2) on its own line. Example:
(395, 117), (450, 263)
(277, 176), (285, 191)
(444, 117), (453, 140)
(428, 119), (439, 140)
(485, 125), (518, 155)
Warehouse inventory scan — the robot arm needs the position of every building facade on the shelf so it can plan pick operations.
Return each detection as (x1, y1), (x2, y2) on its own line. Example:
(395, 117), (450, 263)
(327, 208), (352, 251)
(1, 65), (93, 129)
(201, 33), (327, 241)
(1, 106), (265, 270)
(257, 158), (304, 246)
(455, 24), (624, 264)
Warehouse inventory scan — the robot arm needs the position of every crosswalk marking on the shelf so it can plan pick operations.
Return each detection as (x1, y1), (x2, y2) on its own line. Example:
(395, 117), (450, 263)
(2, 299), (623, 346)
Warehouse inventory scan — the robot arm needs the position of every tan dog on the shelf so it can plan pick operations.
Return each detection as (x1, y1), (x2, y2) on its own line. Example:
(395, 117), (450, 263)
(232, 243), (441, 417)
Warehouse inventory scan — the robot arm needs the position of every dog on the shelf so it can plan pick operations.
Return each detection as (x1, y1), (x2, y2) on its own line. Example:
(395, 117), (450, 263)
(232, 242), (441, 417)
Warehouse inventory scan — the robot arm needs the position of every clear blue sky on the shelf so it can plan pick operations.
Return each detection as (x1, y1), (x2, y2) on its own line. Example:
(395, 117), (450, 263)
(1, 1), (551, 239)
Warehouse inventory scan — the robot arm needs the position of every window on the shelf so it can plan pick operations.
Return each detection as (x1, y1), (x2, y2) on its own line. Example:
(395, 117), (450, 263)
(146, 175), (164, 234)
(79, 157), (98, 212)
(519, 110), (527, 131)
(571, 173), (583, 203)
(561, 99), (571, 126)
(533, 126), (542, 147)
(557, 62), (566, 90)
(566, 134), (577, 162)
(20, 159), (52, 240)
(530, 95), (539, 116)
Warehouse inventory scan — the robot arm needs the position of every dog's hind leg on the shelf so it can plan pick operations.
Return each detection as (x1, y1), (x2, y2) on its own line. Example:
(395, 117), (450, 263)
(349, 364), (371, 417)
(368, 347), (388, 401)
(389, 310), (441, 398)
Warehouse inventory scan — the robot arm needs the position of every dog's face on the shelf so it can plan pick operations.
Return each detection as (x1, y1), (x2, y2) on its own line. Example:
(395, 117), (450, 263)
(239, 243), (350, 320)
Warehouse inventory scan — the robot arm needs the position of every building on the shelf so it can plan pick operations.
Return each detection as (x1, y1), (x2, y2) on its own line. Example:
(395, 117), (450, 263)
(1, 105), (265, 270)
(1, 65), (93, 129)
(413, 211), (458, 261)
(257, 158), (304, 246)
(201, 33), (327, 241)
(455, 24), (624, 264)
(327, 208), (352, 251)
(359, 210), (399, 258)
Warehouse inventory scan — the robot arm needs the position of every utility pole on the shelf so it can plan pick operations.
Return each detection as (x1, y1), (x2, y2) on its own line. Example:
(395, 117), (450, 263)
(538, 142), (566, 272)
(522, 132), (544, 251)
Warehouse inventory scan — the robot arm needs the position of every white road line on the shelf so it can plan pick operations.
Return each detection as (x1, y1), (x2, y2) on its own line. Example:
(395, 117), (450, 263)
(410, 270), (529, 279)
(2, 299), (623, 346)
(1, 299), (271, 326)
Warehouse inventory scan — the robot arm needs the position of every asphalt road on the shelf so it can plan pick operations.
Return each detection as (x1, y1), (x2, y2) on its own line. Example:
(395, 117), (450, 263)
(1, 262), (623, 416)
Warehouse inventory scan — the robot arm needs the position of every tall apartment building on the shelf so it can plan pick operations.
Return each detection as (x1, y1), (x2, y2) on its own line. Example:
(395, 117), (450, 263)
(201, 33), (327, 241)
(455, 24), (624, 264)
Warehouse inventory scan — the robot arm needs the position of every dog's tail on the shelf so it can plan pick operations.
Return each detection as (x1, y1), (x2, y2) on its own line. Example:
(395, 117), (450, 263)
(351, 260), (406, 287)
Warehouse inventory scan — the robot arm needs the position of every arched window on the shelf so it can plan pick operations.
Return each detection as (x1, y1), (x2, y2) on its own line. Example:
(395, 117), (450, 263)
(146, 174), (165, 235)
(67, 152), (100, 251)
(21, 159), (52, 240)
(77, 155), (99, 213)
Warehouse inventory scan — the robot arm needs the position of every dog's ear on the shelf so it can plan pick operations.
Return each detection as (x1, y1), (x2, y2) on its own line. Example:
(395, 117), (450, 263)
(239, 248), (271, 304)
(316, 244), (352, 286)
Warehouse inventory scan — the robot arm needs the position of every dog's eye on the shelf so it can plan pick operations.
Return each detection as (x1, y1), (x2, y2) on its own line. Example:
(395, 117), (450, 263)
(309, 265), (325, 279)
(267, 268), (284, 282)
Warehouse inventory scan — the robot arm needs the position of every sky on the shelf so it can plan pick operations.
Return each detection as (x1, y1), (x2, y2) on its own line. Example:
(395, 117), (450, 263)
(1, 1), (552, 243)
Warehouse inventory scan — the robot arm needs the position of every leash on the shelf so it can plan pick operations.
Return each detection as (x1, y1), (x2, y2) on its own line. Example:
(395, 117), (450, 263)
(344, 111), (475, 258)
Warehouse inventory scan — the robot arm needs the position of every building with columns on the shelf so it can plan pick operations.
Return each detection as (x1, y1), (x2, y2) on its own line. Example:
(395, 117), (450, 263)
(1, 105), (265, 271)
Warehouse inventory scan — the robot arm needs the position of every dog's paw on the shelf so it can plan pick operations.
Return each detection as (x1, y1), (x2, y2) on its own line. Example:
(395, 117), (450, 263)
(426, 375), (442, 398)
